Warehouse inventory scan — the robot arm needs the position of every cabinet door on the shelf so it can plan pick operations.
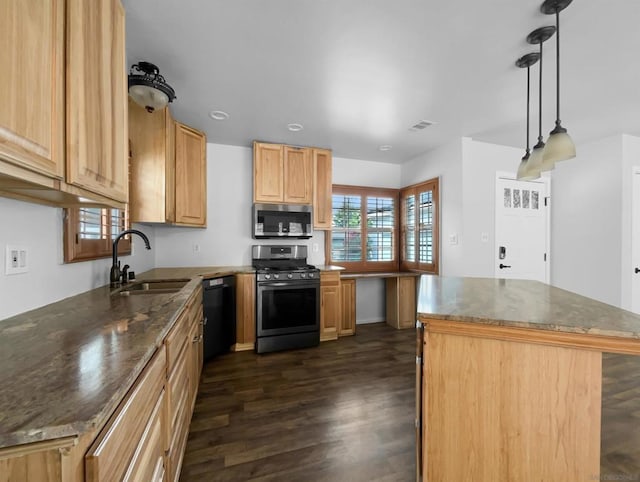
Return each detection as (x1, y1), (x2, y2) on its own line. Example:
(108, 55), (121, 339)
(313, 149), (332, 229)
(339, 279), (356, 336)
(283, 147), (312, 204)
(66, 0), (128, 202)
(175, 122), (206, 226)
(254, 142), (283, 203)
(234, 273), (256, 350)
(0, 0), (64, 178)
(320, 285), (340, 341)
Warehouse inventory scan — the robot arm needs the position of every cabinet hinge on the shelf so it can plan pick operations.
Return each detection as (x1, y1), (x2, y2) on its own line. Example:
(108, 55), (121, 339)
(416, 355), (422, 366)
(544, 253), (547, 261)
(544, 197), (549, 207)
(75, 233), (79, 244)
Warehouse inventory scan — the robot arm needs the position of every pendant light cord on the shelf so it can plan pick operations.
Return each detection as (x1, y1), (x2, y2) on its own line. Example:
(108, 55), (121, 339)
(555, 9), (561, 126)
(526, 66), (531, 151)
(538, 40), (544, 143)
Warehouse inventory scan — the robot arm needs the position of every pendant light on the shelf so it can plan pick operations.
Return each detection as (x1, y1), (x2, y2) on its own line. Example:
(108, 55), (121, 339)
(541, 0), (576, 167)
(524, 26), (555, 179)
(516, 52), (540, 181)
(128, 61), (176, 113)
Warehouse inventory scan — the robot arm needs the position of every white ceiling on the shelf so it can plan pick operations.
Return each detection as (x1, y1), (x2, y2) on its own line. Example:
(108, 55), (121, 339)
(123, 0), (640, 164)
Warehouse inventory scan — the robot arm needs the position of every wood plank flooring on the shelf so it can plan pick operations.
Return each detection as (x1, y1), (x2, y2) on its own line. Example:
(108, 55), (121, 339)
(180, 323), (415, 481)
(180, 324), (640, 481)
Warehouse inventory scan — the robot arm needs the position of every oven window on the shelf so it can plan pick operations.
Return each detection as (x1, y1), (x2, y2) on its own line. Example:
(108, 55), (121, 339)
(260, 287), (317, 330)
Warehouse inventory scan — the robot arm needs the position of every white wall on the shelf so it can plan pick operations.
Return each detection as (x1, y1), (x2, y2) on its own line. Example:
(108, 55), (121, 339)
(550, 135), (623, 306)
(401, 140), (464, 276)
(0, 197), (155, 321)
(461, 138), (523, 278)
(620, 135), (640, 310)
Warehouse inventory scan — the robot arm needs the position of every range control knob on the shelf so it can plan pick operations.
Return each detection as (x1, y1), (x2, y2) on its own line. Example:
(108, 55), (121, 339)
(273, 274), (280, 279)
(264, 274), (271, 280)
(308, 272), (315, 278)
(300, 273), (307, 278)
(287, 273), (294, 279)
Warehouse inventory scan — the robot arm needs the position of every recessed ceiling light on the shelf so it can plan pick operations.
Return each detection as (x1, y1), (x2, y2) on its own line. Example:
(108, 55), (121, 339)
(287, 123), (304, 132)
(209, 110), (229, 121)
(378, 145), (393, 151)
(409, 119), (436, 131)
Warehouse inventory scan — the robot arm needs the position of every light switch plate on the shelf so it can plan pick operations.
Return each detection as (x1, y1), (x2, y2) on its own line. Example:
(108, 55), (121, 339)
(5, 245), (28, 275)
(449, 234), (458, 246)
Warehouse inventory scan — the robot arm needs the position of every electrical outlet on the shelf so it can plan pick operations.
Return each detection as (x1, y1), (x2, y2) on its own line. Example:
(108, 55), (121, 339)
(449, 234), (458, 246)
(193, 244), (200, 253)
(481, 232), (489, 243)
(5, 245), (28, 275)
(312, 243), (319, 253)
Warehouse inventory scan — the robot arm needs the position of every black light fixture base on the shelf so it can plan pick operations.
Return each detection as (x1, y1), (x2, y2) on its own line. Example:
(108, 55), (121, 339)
(549, 122), (568, 135)
(515, 52), (540, 68)
(541, 0), (573, 15)
(526, 26), (556, 44)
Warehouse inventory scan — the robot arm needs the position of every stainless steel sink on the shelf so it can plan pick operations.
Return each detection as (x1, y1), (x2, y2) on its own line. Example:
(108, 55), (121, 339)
(116, 279), (190, 296)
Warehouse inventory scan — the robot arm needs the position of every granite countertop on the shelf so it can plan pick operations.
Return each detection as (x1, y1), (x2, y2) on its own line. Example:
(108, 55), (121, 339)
(417, 276), (640, 340)
(0, 265), (253, 449)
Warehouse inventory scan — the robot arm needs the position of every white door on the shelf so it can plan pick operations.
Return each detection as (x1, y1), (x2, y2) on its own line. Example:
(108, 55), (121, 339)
(631, 169), (640, 313)
(495, 175), (549, 282)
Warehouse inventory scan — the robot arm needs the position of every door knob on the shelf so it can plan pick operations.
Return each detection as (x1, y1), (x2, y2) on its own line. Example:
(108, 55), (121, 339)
(499, 263), (511, 269)
(635, 267), (640, 274)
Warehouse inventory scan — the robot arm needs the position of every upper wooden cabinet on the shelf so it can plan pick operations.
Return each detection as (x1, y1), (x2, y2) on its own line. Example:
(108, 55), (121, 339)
(129, 99), (207, 227)
(0, 0), (128, 208)
(253, 142), (332, 227)
(283, 146), (312, 204)
(0, 0), (64, 179)
(66, 0), (128, 203)
(254, 142), (312, 205)
(312, 148), (332, 230)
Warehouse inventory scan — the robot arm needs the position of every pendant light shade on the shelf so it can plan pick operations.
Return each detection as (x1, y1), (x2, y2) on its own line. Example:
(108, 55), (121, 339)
(128, 61), (176, 113)
(525, 26), (555, 179)
(541, 0), (575, 166)
(515, 52), (540, 181)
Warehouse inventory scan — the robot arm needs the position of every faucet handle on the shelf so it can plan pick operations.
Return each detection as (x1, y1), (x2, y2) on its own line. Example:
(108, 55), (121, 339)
(121, 264), (130, 284)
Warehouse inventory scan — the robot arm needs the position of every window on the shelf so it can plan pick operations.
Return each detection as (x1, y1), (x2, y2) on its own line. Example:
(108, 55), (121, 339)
(328, 185), (398, 272)
(63, 207), (130, 263)
(400, 178), (439, 273)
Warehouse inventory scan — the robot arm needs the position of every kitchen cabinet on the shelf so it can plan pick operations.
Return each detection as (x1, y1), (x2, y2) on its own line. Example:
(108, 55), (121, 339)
(85, 347), (166, 482)
(165, 286), (202, 482)
(0, 0), (128, 209)
(320, 271), (340, 341)
(253, 142), (312, 205)
(129, 99), (207, 227)
(312, 148), (333, 230)
(386, 276), (416, 329)
(234, 273), (256, 351)
(339, 278), (356, 337)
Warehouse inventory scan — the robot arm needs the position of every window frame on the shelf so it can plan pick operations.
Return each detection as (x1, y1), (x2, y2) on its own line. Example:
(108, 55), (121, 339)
(326, 184), (400, 273)
(400, 178), (440, 274)
(63, 207), (131, 263)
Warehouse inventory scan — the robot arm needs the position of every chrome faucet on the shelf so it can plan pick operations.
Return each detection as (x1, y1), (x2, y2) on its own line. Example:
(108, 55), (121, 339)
(110, 229), (151, 288)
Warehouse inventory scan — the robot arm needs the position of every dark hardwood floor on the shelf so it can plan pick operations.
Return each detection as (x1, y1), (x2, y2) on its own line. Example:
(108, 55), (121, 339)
(180, 324), (640, 481)
(180, 323), (416, 481)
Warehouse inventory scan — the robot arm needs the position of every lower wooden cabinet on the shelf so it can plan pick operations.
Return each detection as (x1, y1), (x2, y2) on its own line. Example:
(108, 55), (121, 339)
(386, 276), (417, 329)
(234, 273), (256, 351)
(339, 279), (356, 337)
(320, 272), (340, 341)
(85, 348), (166, 482)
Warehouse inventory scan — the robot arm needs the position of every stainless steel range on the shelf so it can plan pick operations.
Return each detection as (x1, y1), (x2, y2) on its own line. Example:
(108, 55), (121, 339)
(252, 245), (320, 354)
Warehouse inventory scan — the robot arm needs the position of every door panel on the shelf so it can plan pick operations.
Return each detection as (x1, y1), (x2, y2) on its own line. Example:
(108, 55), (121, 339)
(495, 177), (548, 282)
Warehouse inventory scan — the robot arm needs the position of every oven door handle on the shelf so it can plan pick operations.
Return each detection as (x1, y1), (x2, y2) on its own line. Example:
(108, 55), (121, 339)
(258, 281), (319, 288)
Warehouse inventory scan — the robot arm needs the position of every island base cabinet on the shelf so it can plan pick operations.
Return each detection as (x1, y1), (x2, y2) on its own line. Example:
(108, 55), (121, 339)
(419, 328), (602, 481)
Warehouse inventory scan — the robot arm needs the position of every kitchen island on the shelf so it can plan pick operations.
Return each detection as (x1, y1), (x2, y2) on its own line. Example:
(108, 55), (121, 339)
(416, 276), (640, 481)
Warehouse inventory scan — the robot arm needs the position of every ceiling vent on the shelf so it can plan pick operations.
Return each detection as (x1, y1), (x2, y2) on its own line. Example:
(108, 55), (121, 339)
(409, 120), (435, 131)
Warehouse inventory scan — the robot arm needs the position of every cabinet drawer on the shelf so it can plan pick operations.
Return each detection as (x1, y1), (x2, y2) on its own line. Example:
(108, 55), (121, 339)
(320, 271), (340, 286)
(167, 396), (190, 482)
(165, 309), (190, 375)
(122, 388), (165, 482)
(85, 348), (166, 482)
(168, 344), (190, 433)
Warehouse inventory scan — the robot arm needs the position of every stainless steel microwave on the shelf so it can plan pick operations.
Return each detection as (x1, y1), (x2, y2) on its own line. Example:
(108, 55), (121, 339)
(253, 204), (313, 239)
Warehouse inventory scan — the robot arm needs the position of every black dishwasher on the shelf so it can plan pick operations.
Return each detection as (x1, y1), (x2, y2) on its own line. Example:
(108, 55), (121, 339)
(202, 276), (236, 361)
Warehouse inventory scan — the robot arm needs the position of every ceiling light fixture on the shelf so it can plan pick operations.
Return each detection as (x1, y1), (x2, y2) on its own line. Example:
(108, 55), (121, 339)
(541, 0), (576, 167)
(523, 26), (556, 179)
(378, 145), (393, 151)
(516, 52), (540, 181)
(128, 61), (176, 113)
(209, 110), (229, 121)
(287, 123), (304, 132)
